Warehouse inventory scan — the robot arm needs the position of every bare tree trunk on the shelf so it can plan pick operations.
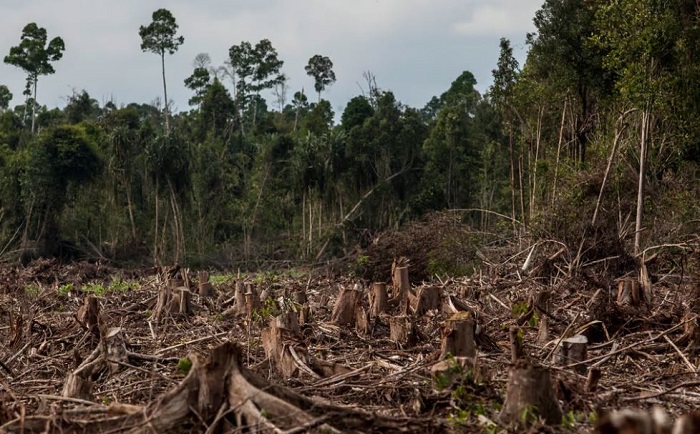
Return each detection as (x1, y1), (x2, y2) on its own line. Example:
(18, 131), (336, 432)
(634, 108), (650, 256)
(154, 177), (160, 265)
(161, 53), (170, 134)
(551, 100), (567, 207)
(31, 77), (37, 134)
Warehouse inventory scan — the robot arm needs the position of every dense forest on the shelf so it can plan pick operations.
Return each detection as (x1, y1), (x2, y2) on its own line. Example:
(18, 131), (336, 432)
(1, 0), (700, 270)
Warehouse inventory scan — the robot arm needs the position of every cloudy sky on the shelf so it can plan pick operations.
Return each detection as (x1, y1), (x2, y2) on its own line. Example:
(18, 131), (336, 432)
(0, 0), (543, 115)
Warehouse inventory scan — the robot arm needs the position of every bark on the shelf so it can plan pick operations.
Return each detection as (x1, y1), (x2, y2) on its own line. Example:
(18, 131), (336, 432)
(413, 285), (442, 316)
(558, 334), (588, 374)
(369, 282), (389, 317)
(440, 312), (476, 359)
(198, 271), (214, 297)
(499, 362), (563, 427)
(161, 52), (170, 134)
(390, 315), (415, 345)
(634, 108), (649, 256)
(330, 285), (363, 326)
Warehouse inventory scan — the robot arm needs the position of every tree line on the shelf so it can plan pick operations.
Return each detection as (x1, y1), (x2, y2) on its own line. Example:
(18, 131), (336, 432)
(1, 1), (699, 269)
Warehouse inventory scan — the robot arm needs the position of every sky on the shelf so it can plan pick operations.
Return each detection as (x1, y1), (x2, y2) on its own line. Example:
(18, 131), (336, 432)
(0, 0), (543, 116)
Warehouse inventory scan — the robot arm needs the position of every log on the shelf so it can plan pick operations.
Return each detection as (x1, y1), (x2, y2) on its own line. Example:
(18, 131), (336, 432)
(197, 271), (214, 297)
(440, 311), (476, 359)
(414, 285), (442, 315)
(330, 286), (362, 326)
(369, 282), (388, 317)
(499, 362), (563, 427)
(558, 334), (588, 373)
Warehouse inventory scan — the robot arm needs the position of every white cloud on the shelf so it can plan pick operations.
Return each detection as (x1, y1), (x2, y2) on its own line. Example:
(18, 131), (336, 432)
(453, 0), (541, 36)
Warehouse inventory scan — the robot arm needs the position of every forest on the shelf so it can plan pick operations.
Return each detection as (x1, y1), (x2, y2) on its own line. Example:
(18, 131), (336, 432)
(2, 1), (700, 433)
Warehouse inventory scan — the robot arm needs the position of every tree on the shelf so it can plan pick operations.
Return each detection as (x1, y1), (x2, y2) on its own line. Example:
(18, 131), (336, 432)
(139, 8), (184, 134)
(305, 55), (336, 101)
(0, 85), (12, 112)
(341, 96), (374, 130)
(4, 23), (65, 134)
(228, 39), (285, 129)
(63, 90), (100, 124)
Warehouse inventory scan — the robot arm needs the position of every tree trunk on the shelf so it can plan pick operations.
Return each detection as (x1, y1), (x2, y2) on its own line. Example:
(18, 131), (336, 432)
(31, 77), (37, 134)
(369, 282), (388, 317)
(161, 53), (170, 134)
(634, 108), (649, 256)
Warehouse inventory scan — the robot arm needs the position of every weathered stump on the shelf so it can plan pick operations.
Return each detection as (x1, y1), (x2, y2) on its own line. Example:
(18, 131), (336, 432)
(440, 311), (476, 359)
(558, 334), (588, 373)
(331, 285), (363, 327)
(197, 271), (214, 297)
(414, 285), (442, 315)
(499, 362), (563, 427)
(509, 326), (524, 363)
(390, 315), (414, 345)
(369, 282), (388, 317)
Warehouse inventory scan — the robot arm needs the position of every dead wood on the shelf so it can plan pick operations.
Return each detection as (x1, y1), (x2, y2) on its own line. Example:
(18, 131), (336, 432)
(440, 311), (476, 359)
(369, 282), (388, 317)
(197, 270), (214, 297)
(330, 285), (363, 326)
(558, 334), (588, 373)
(413, 285), (442, 316)
(499, 362), (563, 427)
(1, 342), (436, 433)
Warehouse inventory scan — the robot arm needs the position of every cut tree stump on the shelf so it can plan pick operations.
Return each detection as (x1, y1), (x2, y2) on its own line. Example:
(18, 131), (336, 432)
(235, 280), (246, 314)
(440, 311), (476, 359)
(76, 295), (100, 337)
(369, 282), (389, 317)
(558, 334), (588, 373)
(414, 285), (443, 315)
(617, 278), (644, 306)
(499, 362), (563, 427)
(390, 315), (414, 345)
(391, 257), (412, 314)
(261, 311), (303, 378)
(197, 270), (214, 297)
(331, 285), (363, 326)
(585, 367), (602, 393)
(510, 326), (524, 363)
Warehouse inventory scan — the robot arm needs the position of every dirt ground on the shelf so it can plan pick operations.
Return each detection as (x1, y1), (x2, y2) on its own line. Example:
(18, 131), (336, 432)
(1, 241), (699, 433)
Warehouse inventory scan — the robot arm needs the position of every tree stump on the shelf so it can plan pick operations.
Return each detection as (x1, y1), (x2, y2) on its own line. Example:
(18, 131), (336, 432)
(391, 257), (411, 314)
(198, 271), (214, 297)
(294, 290), (310, 324)
(172, 286), (192, 315)
(262, 312), (301, 378)
(369, 282), (388, 317)
(355, 306), (371, 336)
(509, 326), (524, 363)
(414, 285), (442, 315)
(440, 311), (476, 359)
(103, 327), (129, 374)
(585, 368), (601, 393)
(499, 362), (563, 427)
(558, 334), (588, 373)
(331, 286), (363, 327)
(390, 315), (413, 345)
(245, 292), (261, 320)
(617, 278), (644, 306)
(234, 281), (246, 314)
(537, 314), (549, 344)
(76, 295), (100, 337)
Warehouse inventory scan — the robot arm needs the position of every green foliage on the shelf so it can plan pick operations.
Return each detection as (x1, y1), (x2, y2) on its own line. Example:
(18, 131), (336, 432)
(177, 357), (192, 374)
(252, 297), (282, 323)
(139, 9), (184, 56)
(0, 85), (12, 112)
(24, 283), (40, 297)
(305, 55), (336, 100)
(82, 282), (106, 295)
(57, 282), (74, 296)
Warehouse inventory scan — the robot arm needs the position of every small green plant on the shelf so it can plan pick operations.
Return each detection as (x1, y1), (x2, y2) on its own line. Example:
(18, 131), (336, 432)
(82, 282), (107, 295)
(511, 301), (529, 318)
(519, 404), (539, 426)
(252, 297), (282, 323)
(528, 312), (540, 327)
(209, 273), (235, 288)
(57, 282), (74, 296)
(177, 357), (192, 374)
(260, 409), (271, 419)
(109, 277), (137, 293)
(24, 284), (41, 297)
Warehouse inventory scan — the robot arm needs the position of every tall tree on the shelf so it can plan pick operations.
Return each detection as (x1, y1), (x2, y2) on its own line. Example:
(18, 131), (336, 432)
(228, 39), (284, 129)
(4, 23), (64, 134)
(139, 8), (184, 134)
(305, 55), (337, 101)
